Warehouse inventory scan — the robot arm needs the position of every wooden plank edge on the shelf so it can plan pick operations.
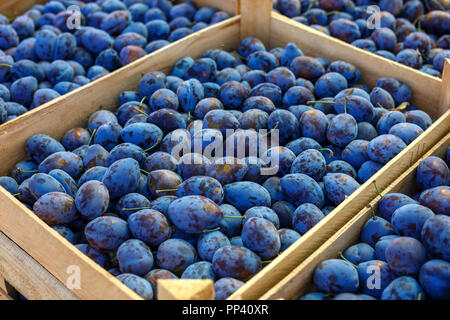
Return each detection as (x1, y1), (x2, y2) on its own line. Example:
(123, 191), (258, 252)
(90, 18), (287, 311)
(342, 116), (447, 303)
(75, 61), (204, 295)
(229, 110), (450, 300)
(0, 0), (47, 19)
(240, 0), (272, 46)
(439, 59), (450, 115)
(269, 12), (443, 118)
(261, 132), (450, 300)
(0, 231), (78, 300)
(157, 279), (215, 300)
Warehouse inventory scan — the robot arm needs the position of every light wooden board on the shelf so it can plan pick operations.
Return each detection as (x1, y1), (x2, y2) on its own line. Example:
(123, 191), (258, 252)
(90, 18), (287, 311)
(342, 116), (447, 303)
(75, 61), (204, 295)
(270, 12), (444, 119)
(158, 279), (215, 300)
(0, 231), (78, 300)
(262, 132), (450, 300)
(439, 60), (450, 115)
(0, 0), (47, 19)
(240, 0), (272, 46)
(0, 16), (240, 300)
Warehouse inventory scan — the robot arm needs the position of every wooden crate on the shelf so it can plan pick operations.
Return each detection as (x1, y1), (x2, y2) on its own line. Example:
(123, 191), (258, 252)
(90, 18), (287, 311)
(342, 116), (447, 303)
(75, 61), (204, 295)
(0, 0), (448, 300)
(0, 0), (239, 301)
(228, 7), (450, 300)
(261, 131), (450, 300)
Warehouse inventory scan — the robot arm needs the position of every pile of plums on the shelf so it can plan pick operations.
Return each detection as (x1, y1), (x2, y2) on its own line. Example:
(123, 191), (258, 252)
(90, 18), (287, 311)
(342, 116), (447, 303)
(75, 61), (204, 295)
(300, 150), (449, 300)
(0, 0), (231, 124)
(273, 0), (450, 78)
(0, 36), (437, 300)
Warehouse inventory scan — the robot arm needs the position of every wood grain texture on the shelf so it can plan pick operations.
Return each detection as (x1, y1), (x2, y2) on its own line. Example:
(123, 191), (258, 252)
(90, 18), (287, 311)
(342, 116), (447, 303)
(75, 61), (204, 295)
(262, 132), (450, 300)
(240, 0), (272, 45)
(0, 232), (78, 300)
(439, 59), (450, 115)
(158, 280), (215, 300)
(0, 0), (47, 19)
(269, 12), (443, 119)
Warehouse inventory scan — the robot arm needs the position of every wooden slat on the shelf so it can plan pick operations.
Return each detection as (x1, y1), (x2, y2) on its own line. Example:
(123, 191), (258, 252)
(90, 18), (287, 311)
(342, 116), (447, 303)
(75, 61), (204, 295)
(439, 60), (450, 116)
(0, 0), (47, 19)
(262, 132), (450, 300)
(0, 16), (240, 176)
(240, 0), (272, 45)
(0, 232), (78, 300)
(158, 280), (215, 300)
(0, 16), (240, 300)
(269, 12), (443, 119)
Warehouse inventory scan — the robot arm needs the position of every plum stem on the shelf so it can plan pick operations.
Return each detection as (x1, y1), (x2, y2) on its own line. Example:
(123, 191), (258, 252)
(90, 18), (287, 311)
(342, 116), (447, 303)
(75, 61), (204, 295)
(338, 251), (358, 269)
(202, 227), (221, 233)
(222, 215), (244, 219)
(369, 204), (377, 220)
(416, 48), (428, 62)
(12, 193), (21, 197)
(155, 188), (178, 194)
(262, 121), (279, 137)
(307, 100), (334, 105)
(121, 206), (153, 211)
(17, 168), (38, 173)
(343, 88), (354, 114)
(0, 64), (13, 68)
(413, 14), (424, 32)
(133, 106), (150, 117)
(140, 169), (150, 175)
(432, 0), (446, 10)
(87, 128), (97, 146)
(142, 138), (161, 153)
(318, 148), (334, 159)
(389, 101), (410, 112)
(372, 180), (383, 198)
